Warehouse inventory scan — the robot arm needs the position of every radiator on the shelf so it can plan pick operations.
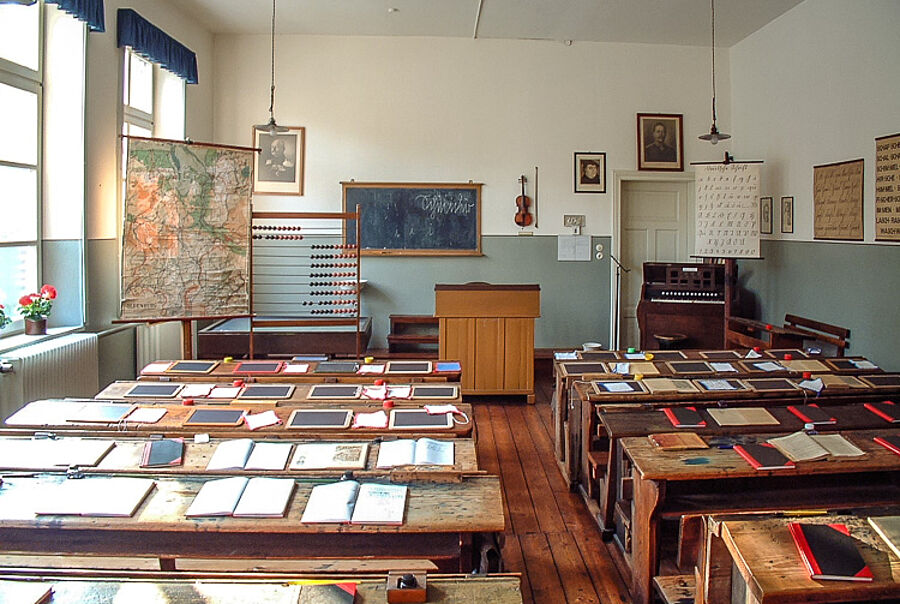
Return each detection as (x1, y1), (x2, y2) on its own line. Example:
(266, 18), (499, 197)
(135, 322), (183, 373)
(0, 333), (99, 420)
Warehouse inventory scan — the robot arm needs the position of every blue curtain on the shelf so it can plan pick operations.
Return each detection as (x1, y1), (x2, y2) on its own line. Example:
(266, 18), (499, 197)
(117, 8), (198, 84)
(43, 0), (105, 32)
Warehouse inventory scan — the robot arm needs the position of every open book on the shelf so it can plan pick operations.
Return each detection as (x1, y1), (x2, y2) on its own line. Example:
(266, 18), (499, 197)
(300, 480), (408, 525)
(186, 476), (295, 518)
(35, 477), (155, 517)
(376, 438), (454, 468)
(206, 439), (292, 471)
(290, 442), (369, 470)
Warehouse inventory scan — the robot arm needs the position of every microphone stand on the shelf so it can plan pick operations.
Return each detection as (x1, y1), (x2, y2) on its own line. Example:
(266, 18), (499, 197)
(608, 253), (630, 350)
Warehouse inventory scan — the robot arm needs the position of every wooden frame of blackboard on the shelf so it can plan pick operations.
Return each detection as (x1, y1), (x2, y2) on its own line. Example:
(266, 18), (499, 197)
(341, 182), (483, 256)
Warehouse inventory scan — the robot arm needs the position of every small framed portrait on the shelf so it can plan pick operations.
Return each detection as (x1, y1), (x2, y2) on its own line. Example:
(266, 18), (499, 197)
(574, 152), (607, 193)
(781, 196), (794, 233)
(760, 196), (773, 235)
(637, 113), (683, 171)
(252, 126), (305, 195)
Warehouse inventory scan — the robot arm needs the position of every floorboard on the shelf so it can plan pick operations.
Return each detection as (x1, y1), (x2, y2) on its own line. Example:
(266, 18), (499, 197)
(474, 376), (631, 604)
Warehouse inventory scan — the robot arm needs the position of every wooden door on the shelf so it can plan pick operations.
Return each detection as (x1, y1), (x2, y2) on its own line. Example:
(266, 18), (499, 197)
(620, 180), (691, 349)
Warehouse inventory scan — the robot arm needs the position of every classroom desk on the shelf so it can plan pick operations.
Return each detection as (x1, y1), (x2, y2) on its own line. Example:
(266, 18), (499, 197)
(97, 380), (463, 406)
(0, 571), (524, 604)
(4, 400), (476, 440)
(622, 429), (900, 604)
(139, 358), (462, 383)
(0, 472), (504, 573)
(588, 402), (900, 538)
(726, 317), (810, 351)
(696, 513), (900, 604)
(0, 434), (480, 477)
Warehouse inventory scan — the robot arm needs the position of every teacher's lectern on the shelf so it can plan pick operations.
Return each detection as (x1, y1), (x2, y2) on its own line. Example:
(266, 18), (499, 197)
(435, 283), (540, 403)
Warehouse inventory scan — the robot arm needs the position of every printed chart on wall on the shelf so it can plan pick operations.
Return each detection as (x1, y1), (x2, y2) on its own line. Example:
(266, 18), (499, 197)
(876, 133), (900, 241)
(120, 138), (254, 320)
(694, 163), (761, 258)
(813, 159), (864, 241)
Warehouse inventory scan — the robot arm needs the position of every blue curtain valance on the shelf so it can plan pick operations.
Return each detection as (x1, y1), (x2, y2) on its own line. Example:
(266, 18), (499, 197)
(117, 8), (198, 84)
(46, 0), (105, 32)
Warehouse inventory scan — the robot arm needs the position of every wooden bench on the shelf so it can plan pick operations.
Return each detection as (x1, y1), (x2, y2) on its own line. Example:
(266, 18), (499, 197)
(783, 313), (849, 356)
(388, 314), (439, 354)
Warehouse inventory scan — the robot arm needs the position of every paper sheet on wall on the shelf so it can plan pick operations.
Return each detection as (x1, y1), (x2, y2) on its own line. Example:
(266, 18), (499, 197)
(558, 235), (591, 261)
(694, 163), (761, 258)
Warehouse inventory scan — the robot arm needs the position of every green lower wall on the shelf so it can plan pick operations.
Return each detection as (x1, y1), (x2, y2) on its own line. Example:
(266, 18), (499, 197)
(361, 235), (612, 349)
(737, 240), (900, 370)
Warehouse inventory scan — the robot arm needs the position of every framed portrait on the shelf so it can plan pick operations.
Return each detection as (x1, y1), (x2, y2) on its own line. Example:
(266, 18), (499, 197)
(637, 113), (683, 171)
(781, 196), (794, 233)
(760, 196), (773, 234)
(574, 152), (606, 193)
(252, 126), (305, 195)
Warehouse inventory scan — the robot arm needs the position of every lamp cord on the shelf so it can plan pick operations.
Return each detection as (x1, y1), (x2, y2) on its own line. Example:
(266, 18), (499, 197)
(268, 0), (276, 119)
(710, 0), (717, 123)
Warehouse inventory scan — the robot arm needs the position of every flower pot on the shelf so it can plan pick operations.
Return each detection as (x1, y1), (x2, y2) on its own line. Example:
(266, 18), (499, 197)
(24, 318), (47, 335)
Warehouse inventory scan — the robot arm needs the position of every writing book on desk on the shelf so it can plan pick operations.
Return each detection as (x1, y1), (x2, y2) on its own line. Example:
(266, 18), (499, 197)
(643, 378), (699, 394)
(788, 403), (836, 425)
(864, 401), (900, 423)
(649, 432), (708, 450)
(36, 476), (155, 517)
(0, 438), (115, 469)
(789, 523), (873, 581)
(376, 438), (454, 468)
(662, 407), (706, 428)
(733, 443), (795, 470)
(141, 438), (184, 467)
(66, 403), (135, 423)
(707, 407), (779, 426)
(874, 434), (900, 456)
(290, 442), (369, 470)
(0, 582), (53, 604)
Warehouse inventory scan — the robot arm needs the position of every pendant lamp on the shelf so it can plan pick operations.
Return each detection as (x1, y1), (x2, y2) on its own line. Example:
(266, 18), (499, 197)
(254, 0), (288, 133)
(698, 0), (730, 144)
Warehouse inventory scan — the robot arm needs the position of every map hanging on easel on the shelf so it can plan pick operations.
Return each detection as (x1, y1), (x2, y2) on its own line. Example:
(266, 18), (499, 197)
(694, 163), (761, 258)
(121, 138), (253, 320)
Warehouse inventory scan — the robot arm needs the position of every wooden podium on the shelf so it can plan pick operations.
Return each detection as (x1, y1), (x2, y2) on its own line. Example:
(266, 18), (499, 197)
(435, 283), (540, 403)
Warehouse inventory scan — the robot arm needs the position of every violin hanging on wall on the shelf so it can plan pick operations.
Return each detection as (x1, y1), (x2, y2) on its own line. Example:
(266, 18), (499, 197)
(515, 175), (533, 227)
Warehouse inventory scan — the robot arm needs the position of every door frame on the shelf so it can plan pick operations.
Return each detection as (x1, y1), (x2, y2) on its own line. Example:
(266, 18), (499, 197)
(610, 170), (696, 349)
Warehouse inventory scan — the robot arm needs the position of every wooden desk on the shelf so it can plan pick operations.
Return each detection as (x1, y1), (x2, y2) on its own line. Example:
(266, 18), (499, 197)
(588, 401), (900, 538)
(0, 434), (480, 477)
(4, 400), (475, 440)
(435, 283), (540, 402)
(97, 380), (463, 406)
(727, 317), (810, 351)
(696, 513), (900, 603)
(0, 572), (524, 603)
(139, 358), (462, 383)
(0, 473), (504, 573)
(622, 430), (900, 604)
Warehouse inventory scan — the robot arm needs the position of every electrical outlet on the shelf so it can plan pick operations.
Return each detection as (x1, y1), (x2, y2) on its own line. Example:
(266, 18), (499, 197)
(563, 214), (585, 228)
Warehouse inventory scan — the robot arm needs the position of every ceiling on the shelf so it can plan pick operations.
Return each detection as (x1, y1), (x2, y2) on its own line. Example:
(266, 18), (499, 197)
(176, 0), (803, 47)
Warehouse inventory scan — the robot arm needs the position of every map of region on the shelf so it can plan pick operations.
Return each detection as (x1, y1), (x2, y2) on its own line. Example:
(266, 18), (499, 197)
(121, 139), (253, 320)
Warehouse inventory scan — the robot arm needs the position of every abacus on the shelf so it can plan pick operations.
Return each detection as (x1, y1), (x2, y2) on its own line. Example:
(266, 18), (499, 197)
(250, 208), (364, 358)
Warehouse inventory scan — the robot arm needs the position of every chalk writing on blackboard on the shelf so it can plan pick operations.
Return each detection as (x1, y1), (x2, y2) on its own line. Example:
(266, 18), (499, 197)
(342, 182), (482, 256)
(814, 159), (864, 241)
(694, 163), (761, 258)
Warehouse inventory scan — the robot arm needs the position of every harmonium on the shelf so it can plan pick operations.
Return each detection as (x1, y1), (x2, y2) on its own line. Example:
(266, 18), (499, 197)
(635, 262), (729, 350)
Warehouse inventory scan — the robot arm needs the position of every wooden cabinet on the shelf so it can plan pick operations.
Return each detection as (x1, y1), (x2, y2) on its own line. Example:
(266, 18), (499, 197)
(435, 283), (540, 402)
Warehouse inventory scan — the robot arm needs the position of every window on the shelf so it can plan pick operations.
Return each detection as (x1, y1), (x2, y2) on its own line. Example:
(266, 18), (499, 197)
(0, 2), (87, 338)
(0, 2), (42, 335)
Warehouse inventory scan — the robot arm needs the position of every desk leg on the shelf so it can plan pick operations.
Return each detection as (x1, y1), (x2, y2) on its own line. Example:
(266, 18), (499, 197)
(695, 517), (732, 604)
(159, 557), (176, 571)
(631, 473), (663, 604)
(599, 439), (619, 533)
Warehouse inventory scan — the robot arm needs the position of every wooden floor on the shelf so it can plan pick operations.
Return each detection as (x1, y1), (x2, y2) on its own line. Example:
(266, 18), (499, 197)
(473, 373), (632, 604)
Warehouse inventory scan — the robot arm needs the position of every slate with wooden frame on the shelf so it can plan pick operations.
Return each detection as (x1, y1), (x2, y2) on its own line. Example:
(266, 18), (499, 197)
(637, 113), (683, 172)
(252, 126), (305, 196)
(813, 159), (864, 240)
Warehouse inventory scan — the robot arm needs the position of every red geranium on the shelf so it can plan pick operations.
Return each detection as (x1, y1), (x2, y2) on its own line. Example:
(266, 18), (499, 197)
(17, 284), (57, 321)
(40, 285), (57, 299)
(19, 295), (35, 307)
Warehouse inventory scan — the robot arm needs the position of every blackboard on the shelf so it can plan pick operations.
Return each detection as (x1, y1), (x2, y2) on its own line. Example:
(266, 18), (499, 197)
(343, 182), (482, 255)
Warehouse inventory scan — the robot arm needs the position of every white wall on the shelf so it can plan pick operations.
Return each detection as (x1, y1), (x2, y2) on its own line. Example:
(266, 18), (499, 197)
(85, 0), (214, 241)
(213, 35), (730, 235)
(731, 0), (900, 244)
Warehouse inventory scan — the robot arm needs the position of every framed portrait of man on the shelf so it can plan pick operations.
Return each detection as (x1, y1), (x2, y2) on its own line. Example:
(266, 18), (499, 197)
(252, 126), (305, 195)
(637, 113), (683, 172)
(574, 152), (607, 193)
